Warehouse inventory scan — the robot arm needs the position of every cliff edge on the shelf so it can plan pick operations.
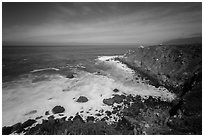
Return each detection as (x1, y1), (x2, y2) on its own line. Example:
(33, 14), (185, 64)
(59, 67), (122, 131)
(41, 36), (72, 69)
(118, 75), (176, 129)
(118, 44), (202, 134)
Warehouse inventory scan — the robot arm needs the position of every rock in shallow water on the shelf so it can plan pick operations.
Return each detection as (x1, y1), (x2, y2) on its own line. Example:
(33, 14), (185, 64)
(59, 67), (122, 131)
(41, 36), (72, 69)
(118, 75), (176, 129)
(103, 98), (114, 106)
(52, 106), (65, 114)
(103, 95), (125, 106)
(76, 96), (88, 103)
(24, 110), (37, 116)
(45, 111), (50, 115)
(66, 73), (75, 78)
(113, 88), (119, 92)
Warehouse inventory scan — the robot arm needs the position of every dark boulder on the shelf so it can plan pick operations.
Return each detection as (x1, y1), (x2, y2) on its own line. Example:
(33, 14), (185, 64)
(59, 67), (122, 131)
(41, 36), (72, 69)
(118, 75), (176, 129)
(66, 73), (74, 79)
(105, 111), (112, 116)
(22, 119), (37, 129)
(103, 98), (114, 106)
(35, 116), (43, 120)
(113, 88), (119, 93)
(112, 94), (124, 104)
(103, 95), (124, 106)
(87, 116), (95, 122)
(76, 96), (88, 103)
(95, 113), (102, 116)
(45, 111), (50, 115)
(101, 116), (109, 121)
(68, 116), (73, 121)
(52, 106), (65, 114)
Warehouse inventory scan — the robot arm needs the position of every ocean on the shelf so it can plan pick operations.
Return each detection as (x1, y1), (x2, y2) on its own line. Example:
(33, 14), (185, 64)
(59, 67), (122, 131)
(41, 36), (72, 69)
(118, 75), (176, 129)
(2, 45), (175, 127)
(3, 45), (135, 82)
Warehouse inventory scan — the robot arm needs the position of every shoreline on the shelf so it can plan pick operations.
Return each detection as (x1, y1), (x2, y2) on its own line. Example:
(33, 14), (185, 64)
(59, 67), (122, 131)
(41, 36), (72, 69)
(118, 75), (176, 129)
(2, 44), (202, 135)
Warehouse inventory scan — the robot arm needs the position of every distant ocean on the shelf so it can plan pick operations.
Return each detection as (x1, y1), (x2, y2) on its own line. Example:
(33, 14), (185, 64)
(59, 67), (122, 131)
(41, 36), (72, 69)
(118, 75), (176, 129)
(2, 45), (136, 82)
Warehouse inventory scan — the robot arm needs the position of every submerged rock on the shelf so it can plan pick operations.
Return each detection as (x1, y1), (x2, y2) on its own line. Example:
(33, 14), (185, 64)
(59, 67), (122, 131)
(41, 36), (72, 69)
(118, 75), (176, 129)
(45, 111), (50, 115)
(24, 110), (37, 116)
(76, 96), (88, 103)
(66, 73), (75, 79)
(52, 106), (65, 114)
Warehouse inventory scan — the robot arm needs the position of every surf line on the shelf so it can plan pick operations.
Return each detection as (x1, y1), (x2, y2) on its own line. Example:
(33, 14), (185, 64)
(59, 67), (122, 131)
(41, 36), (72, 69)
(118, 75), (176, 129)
(30, 68), (60, 73)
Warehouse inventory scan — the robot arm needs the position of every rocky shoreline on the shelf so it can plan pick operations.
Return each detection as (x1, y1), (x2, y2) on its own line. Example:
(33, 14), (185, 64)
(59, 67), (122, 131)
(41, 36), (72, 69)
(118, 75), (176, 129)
(2, 44), (202, 135)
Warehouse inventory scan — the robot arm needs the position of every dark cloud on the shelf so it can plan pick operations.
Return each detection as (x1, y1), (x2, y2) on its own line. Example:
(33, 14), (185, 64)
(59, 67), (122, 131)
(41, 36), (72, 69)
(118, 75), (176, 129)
(2, 2), (202, 45)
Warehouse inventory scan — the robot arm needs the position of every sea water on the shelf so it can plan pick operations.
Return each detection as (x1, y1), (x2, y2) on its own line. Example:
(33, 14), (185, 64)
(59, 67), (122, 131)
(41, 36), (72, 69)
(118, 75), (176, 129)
(2, 45), (176, 127)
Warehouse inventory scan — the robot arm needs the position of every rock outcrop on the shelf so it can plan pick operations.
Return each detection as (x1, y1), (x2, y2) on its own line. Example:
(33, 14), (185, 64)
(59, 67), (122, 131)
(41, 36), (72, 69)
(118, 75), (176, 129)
(76, 96), (88, 103)
(52, 106), (65, 114)
(103, 94), (125, 106)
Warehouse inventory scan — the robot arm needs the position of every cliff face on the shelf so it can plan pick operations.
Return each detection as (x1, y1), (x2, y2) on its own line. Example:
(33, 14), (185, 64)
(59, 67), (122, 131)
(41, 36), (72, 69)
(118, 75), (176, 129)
(119, 44), (202, 134)
(120, 44), (202, 94)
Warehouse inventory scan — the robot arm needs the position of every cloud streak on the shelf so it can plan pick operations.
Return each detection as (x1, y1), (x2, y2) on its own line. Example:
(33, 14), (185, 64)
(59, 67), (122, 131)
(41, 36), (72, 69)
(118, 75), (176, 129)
(3, 2), (202, 45)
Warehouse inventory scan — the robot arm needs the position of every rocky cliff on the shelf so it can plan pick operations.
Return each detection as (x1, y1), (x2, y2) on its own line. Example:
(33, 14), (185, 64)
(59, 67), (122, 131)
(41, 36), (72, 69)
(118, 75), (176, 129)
(118, 44), (202, 134)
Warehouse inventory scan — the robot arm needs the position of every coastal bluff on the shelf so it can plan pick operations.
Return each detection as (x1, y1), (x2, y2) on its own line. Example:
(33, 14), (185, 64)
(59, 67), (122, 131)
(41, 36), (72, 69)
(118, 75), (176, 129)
(118, 44), (202, 134)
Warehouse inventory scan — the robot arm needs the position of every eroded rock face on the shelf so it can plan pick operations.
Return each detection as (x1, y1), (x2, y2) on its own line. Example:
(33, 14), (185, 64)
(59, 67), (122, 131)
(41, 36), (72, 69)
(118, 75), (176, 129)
(52, 106), (65, 114)
(76, 96), (88, 103)
(119, 44), (202, 94)
(118, 44), (202, 135)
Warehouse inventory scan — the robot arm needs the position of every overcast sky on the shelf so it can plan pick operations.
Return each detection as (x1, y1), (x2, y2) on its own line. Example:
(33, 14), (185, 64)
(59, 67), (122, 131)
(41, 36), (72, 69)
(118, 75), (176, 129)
(2, 2), (202, 45)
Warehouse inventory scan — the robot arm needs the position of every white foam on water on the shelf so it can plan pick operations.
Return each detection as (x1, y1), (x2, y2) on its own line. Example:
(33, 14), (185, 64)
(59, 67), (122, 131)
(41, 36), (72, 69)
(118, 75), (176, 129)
(2, 56), (176, 127)
(97, 55), (134, 77)
(30, 67), (60, 73)
(97, 55), (123, 61)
